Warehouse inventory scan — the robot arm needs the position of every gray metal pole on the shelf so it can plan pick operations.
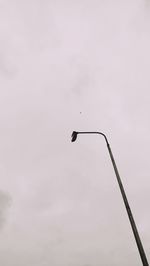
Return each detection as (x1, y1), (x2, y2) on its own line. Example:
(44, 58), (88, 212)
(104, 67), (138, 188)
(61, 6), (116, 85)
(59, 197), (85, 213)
(71, 131), (149, 266)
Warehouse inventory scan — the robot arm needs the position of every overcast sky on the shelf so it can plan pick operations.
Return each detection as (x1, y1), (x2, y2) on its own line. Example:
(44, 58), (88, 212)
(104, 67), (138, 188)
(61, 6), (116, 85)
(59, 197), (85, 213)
(0, 0), (150, 265)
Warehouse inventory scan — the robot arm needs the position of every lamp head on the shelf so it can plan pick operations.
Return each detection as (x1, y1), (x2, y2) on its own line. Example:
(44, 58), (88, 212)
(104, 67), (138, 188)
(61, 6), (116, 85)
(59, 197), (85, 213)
(71, 131), (78, 142)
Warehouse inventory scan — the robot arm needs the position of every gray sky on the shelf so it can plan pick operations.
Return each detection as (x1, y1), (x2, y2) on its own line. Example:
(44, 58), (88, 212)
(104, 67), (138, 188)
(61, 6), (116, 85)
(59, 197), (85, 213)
(0, 0), (150, 265)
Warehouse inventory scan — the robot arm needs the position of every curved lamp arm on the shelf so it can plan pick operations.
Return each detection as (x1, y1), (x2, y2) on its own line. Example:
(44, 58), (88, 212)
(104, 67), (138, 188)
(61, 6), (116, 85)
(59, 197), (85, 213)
(71, 131), (109, 145)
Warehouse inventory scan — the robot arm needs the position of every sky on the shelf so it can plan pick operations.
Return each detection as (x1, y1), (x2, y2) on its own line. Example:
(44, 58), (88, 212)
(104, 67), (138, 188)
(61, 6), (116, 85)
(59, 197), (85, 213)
(0, 0), (150, 265)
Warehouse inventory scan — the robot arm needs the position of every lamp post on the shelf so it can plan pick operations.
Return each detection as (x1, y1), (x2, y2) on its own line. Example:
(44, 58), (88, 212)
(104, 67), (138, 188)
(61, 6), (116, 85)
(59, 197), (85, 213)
(71, 131), (149, 266)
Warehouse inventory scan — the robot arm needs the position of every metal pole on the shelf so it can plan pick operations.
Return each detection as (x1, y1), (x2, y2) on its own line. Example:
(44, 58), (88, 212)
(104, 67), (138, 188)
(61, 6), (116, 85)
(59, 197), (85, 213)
(71, 131), (149, 266)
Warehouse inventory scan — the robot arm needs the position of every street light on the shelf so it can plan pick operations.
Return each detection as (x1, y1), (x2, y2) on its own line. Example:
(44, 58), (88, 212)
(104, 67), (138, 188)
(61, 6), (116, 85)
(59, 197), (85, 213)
(71, 131), (149, 266)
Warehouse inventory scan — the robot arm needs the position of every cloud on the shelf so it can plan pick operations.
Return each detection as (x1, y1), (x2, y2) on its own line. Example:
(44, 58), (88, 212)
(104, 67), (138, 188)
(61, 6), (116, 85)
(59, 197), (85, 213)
(0, 0), (150, 265)
(0, 190), (11, 228)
